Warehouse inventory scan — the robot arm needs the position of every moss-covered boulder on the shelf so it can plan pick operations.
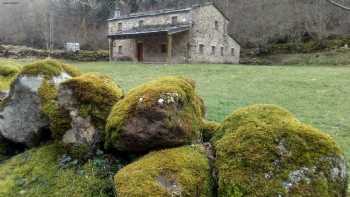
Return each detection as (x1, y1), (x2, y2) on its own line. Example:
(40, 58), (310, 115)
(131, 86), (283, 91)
(56, 73), (124, 156)
(214, 104), (348, 196)
(106, 76), (205, 152)
(0, 143), (115, 196)
(0, 59), (80, 147)
(115, 145), (213, 196)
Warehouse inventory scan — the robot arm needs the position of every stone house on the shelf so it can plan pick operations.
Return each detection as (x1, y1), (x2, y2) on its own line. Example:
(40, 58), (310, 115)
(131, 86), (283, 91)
(107, 2), (240, 64)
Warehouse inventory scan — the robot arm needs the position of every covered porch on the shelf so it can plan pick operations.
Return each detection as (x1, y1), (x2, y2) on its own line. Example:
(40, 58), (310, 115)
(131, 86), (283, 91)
(108, 25), (190, 64)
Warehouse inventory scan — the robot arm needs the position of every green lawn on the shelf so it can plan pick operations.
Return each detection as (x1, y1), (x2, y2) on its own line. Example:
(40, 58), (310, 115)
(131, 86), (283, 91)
(74, 62), (350, 176)
(1, 58), (350, 191)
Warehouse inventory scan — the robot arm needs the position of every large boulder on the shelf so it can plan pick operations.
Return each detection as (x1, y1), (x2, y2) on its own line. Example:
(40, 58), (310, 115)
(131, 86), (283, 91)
(0, 143), (115, 196)
(214, 104), (348, 196)
(56, 73), (124, 156)
(105, 76), (205, 152)
(114, 145), (213, 196)
(0, 59), (80, 147)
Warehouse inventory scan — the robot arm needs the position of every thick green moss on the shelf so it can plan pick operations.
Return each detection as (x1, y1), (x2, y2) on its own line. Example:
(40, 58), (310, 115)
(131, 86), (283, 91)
(20, 59), (80, 78)
(212, 104), (299, 142)
(0, 64), (20, 91)
(215, 104), (347, 196)
(60, 73), (124, 131)
(115, 145), (213, 196)
(0, 143), (115, 197)
(61, 63), (82, 77)
(38, 80), (71, 139)
(105, 76), (204, 150)
(201, 120), (220, 142)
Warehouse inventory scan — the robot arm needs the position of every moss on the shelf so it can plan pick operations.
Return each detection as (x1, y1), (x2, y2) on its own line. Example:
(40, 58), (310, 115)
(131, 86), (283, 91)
(0, 143), (115, 197)
(61, 64), (81, 77)
(38, 80), (71, 139)
(20, 59), (63, 78)
(201, 120), (220, 142)
(0, 64), (20, 91)
(20, 59), (80, 79)
(105, 76), (204, 150)
(115, 145), (213, 197)
(60, 73), (124, 131)
(212, 104), (299, 142)
(214, 104), (347, 196)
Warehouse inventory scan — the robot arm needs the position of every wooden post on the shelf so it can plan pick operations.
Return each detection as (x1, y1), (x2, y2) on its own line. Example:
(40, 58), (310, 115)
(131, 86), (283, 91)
(167, 35), (173, 64)
(109, 38), (113, 62)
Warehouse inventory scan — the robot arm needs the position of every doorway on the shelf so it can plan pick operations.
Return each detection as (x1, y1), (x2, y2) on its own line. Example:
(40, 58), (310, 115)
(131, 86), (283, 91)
(137, 43), (144, 62)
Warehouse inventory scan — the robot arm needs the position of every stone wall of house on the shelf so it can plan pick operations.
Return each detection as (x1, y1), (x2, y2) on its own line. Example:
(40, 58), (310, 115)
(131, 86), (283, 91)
(112, 39), (137, 61)
(109, 10), (192, 35)
(190, 5), (240, 64)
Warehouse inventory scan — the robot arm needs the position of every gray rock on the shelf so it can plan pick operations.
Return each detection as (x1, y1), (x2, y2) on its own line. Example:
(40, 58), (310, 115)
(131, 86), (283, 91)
(58, 86), (99, 148)
(0, 73), (70, 147)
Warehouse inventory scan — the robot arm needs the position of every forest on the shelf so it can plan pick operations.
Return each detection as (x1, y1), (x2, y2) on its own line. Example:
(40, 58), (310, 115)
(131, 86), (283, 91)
(0, 0), (350, 50)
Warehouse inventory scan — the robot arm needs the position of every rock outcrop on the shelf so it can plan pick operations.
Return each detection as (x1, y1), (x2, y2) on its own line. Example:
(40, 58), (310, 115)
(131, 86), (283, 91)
(0, 60), (79, 147)
(214, 104), (348, 196)
(106, 76), (205, 152)
(114, 145), (213, 197)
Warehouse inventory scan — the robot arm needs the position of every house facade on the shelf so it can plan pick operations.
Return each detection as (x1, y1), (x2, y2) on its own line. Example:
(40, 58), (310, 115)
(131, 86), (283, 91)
(107, 3), (240, 64)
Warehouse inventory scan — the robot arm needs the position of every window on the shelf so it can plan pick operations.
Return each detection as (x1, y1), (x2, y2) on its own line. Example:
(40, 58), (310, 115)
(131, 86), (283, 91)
(118, 22), (123, 31)
(171, 16), (178, 25)
(199, 44), (204, 54)
(139, 20), (144, 27)
(221, 47), (224, 56)
(231, 48), (235, 56)
(211, 46), (216, 55)
(118, 45), (123, 54)
(215, 21), (219, 30)
(161, 44), (167, 53)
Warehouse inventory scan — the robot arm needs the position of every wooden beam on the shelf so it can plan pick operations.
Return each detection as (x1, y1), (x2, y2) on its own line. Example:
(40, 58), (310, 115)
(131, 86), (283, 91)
(167, 35), (173, 64)
(109, 38), (113, 62)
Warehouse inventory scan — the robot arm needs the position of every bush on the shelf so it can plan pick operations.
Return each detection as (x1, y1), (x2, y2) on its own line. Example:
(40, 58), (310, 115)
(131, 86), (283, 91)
(114, 145), (213, 196)
(214, 104), (348, 196)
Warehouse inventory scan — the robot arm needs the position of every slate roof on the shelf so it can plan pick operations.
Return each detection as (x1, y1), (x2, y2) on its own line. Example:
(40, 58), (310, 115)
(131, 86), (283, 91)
(108, 24), (190, 39)
(108, 2), (230, 22)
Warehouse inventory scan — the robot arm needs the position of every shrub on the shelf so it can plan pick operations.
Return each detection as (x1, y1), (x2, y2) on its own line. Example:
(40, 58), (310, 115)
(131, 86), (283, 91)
(114, 145), (213, 197)
(214, 104), (348, 196)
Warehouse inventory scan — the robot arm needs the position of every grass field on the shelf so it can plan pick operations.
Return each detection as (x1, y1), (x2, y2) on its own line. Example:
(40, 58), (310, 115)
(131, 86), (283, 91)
(1, 58), (350, 191)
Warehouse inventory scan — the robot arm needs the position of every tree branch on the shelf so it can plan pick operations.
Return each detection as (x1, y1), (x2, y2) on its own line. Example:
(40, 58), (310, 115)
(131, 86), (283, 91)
(326, 0), (350, 10)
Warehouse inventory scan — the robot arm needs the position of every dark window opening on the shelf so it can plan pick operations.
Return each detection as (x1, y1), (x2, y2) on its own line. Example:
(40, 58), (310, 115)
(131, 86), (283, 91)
(118, 45), (123, 54)
(221, 47), (224, 56)
(161, 44), (167, 53)
(199, 44), (204, 54)
(211, 46), (216, 55)
(139, 20), (144, 27)
(118, 22), (123, 31)
(215, 21), (219, 30)
(171, 16), (178, 25)
(231, 48), (235, 56)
